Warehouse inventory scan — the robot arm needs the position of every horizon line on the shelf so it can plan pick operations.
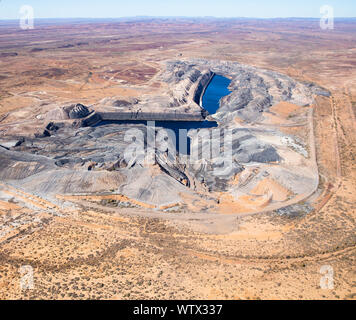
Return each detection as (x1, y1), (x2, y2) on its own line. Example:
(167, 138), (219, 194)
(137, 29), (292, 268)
(1, 16), (356, 21)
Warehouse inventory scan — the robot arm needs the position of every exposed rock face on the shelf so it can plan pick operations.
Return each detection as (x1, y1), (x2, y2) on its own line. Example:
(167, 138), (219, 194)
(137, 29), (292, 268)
(0, 138), (24, 150)
(79, 112), (102, 127)
(89, 59), (328, 124)
(183, 59), (329, 124)
(161, 61), (214, 109)
(113, 99), (138, 107)
(92, 62), (214, 121)
(98, 111), (206, 121)
(0, 59), (323, 209)
(0, 148), (55, 181)
(66, 103), (91, 119)
(46, 103), (91, 121)
(34, 129), (51, 138)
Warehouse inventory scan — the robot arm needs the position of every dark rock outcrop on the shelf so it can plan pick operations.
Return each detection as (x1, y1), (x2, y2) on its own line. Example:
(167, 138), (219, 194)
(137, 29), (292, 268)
(78, 112), (102, 127)
(113, 99), (139, 107)
(66, 104), (91, 119)
(0, 59), (322, 206)
(193, 71), (214, 106)
(0, 52), (18, 57)
(250, 147), (281, 163)
(34, 129), (51, 138)
(99, 111), (207, 122)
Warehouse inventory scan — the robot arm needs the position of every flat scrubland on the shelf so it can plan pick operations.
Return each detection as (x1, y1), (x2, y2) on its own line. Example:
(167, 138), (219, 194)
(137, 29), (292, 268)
(0, 18), (355, 299)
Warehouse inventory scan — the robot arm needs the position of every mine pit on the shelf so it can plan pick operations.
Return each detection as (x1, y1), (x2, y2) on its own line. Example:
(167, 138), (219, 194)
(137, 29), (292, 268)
(0, 17), (354, 300)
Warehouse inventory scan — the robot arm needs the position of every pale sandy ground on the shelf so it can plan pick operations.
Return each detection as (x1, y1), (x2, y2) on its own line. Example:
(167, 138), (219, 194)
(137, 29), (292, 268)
(0, 19), (355, 300)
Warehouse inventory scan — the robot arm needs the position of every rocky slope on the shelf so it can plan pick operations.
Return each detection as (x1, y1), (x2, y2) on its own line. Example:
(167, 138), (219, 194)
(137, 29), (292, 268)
(0, 59), (327, 212)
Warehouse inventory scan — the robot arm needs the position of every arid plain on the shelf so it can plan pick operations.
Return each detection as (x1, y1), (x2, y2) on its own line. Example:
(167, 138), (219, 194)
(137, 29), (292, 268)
(0, 18), (355, 299)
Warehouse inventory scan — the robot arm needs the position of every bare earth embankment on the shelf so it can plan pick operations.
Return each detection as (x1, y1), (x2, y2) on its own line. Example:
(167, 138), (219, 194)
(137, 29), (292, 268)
(0, 18), (355, 300)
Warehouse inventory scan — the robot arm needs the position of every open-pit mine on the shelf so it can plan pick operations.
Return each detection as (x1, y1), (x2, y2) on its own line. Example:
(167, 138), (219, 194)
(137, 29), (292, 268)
(0, 17), (355, 300)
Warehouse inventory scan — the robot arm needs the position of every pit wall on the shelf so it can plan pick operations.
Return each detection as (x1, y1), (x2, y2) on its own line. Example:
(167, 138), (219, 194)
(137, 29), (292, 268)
(80, 70), (216, 125)
(98, 111), (206, 122)
(193, 71), (215, 107)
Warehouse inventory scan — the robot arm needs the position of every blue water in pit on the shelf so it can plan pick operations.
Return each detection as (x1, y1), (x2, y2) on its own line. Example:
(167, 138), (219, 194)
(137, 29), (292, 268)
(95, 74), (231, 130)
(95, 74), (232, 154)
(202, 74), (232, 115)
(95, 120), (218, 155)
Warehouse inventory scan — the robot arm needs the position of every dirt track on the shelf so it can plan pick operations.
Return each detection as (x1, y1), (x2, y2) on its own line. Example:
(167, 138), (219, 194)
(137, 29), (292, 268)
(0, 18), (355, 300)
